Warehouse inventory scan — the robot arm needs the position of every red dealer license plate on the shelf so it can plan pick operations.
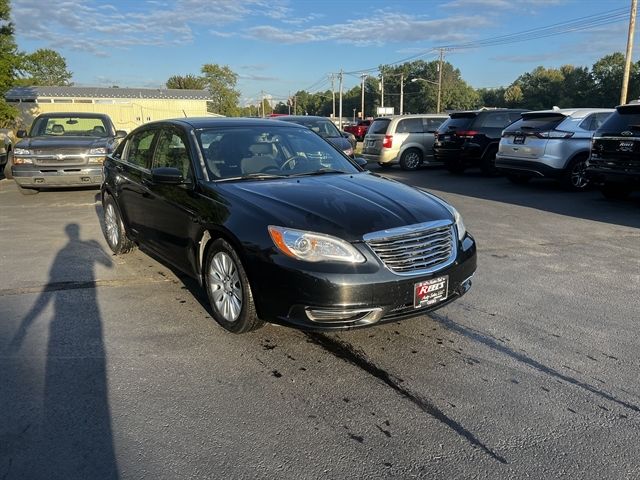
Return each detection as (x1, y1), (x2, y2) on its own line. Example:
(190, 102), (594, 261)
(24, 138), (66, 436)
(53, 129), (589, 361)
(414, 276), (448, 308)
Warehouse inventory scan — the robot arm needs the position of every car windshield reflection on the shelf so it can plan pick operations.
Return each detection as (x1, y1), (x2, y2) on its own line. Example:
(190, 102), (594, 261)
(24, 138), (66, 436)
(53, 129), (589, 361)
(198, 126), (359, 180)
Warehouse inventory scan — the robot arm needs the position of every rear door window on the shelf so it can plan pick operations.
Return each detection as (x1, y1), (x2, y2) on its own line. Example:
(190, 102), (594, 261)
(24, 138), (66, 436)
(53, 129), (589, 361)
(396, 118), (423, 133)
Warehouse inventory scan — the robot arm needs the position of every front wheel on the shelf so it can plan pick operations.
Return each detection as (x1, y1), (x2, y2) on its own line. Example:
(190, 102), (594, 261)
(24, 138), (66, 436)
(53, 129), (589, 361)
(103, 195), (135, 254)
(399, 148), (423, 171)
(205, 238), (264, 334)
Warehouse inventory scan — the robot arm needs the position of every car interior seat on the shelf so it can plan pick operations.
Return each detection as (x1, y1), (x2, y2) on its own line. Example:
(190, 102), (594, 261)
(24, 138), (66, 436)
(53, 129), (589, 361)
(51, 124), (65, 135)
(241, 143), (278, 174)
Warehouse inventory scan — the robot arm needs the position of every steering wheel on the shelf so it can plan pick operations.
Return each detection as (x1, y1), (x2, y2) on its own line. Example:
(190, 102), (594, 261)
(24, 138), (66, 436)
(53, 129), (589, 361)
(259, 165), (281, 174)
(280, 155), (306, 171)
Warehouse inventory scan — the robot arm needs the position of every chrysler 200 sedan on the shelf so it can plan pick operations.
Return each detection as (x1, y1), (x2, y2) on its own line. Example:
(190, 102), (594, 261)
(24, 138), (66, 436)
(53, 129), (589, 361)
(101, 118), (476, 333)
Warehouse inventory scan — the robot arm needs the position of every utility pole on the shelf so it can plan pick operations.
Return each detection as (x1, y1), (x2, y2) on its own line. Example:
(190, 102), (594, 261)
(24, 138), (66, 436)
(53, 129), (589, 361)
(261, 90), (265, 118)
(400, 73), (404, 115)
(437, 49), (444, 114)
(294, 96), (297, 115)
(621, 0), (637, 104)
(360, 73), (366, 120)
(330, 74), (336, 119)
(338, 69), (344, 130)
(380, 74), (385, 109)
(288, 91), (291, 115)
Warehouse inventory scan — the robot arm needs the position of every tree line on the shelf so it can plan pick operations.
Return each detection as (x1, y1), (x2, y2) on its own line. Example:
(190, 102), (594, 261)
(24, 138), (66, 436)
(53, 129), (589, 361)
(1, 0), (638, 127)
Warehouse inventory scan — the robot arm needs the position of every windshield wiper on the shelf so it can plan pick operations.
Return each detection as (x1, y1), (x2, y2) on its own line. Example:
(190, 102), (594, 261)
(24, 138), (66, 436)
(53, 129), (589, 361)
(216, 172), (286, 182)
(289, 168), (349, 177)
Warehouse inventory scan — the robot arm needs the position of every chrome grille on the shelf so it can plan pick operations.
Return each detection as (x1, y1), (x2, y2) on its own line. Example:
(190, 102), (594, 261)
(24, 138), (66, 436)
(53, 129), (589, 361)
(364, 220), (456, 275)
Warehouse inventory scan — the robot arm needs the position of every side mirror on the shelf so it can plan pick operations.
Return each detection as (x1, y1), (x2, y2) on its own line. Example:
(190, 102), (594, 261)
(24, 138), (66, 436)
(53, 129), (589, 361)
(354, 157), (368, 167)
(16, 130), (27, 138)
(151, 167), (184, 185)
(115, 130), (127, 139)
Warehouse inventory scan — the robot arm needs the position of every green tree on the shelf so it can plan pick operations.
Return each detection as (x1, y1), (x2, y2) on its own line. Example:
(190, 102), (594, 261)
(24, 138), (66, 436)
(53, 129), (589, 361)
(514, 66), (565, 110)
(0, 0), (20, 127)
(591, 53), (640, 107)
(166, 74), (206, 90)
(18, 48), (72, 86)
(201, 63), (240, 116)
(504, 85), (523, 106)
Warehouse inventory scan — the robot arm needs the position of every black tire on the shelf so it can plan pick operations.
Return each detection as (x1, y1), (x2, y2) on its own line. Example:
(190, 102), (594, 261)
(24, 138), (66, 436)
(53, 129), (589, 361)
(600, 184), (632, 200)
(561, 155), (590, 191)
(445, 159), (465, 174)
(507, 174), (531, 185)
(480, 146), (499, 175)
(378, 162), (393, 169)
(103, 195), (135, 254)
(399, 148), (423, 171)
(204, 238), (264, 334)
(3, 151), (13, 179)
(17, 184), (39, 195)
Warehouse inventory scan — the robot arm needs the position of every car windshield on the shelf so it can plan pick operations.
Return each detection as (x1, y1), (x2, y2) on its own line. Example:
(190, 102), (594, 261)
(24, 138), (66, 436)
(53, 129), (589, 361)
(198, 125), (360, 181)
(30, 116), (110, 137)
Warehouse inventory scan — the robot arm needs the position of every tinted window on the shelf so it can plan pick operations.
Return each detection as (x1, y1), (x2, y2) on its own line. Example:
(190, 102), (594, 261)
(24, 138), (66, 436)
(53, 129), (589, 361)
(597, 107), (640, 134)
(438, 115), (474, 131)
(396, 118), (423, 133)
(369, 118), (391, 135)
(153, 129), (192, 181)
(199, 126), (359, 180)
(504, 113), (565, 133)
(477, 112), (512, 128)
(284, 119), (341, 138)
(126, 129), (156, 169)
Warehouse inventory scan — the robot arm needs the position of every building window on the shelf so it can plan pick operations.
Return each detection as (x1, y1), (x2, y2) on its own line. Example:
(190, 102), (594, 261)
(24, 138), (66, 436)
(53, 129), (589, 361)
(74, 99), (93, 104)
(53, 99), (72, 103)
(36, 98), (52, 103)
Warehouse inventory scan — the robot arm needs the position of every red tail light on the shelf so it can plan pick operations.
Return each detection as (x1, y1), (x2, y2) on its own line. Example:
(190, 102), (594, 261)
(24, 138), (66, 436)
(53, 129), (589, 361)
(455, 130), (479, 139)
(382, 135), (393, 149)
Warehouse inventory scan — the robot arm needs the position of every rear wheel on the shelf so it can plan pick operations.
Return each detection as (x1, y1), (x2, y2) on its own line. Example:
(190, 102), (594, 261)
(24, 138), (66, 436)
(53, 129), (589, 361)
(399, 148), (423, 171)
(445, 159), (466, 174)
(480, 146), (499, 175)
(205, 238), (264, 334)
(600, 184), (632, 200)
(17, 184), (39, 195)
(561, 155), (589, 191)
(103, 195), (135, 254)
(507, 174), (531, 185)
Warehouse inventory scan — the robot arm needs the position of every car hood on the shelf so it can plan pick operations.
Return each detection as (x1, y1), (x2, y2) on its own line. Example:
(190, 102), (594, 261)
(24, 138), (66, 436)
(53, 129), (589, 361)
(16, 136), (112, 151)
(215, 172), (452, 242)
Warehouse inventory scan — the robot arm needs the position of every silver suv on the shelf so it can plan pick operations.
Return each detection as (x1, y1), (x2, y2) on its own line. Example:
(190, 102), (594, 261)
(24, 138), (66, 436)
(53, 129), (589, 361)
(362, 114), (448, 170)
(496, 108), (613, 190)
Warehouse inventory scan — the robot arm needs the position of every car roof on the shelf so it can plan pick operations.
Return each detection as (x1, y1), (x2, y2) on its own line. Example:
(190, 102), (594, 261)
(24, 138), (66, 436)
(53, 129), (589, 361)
(36, 112), (112, 119)
(142, 117), (309, 130)
(374, 114), (448, 120)
(274, 115), (332, 122)
(521, 108), (615, 119)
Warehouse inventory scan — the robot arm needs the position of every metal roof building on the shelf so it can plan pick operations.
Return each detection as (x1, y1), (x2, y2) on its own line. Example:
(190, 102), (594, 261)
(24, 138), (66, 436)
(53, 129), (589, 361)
(5, 86), (218, 132)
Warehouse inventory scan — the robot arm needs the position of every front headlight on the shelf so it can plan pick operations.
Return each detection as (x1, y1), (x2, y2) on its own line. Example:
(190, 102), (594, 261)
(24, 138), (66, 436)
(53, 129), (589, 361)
(421, 191), (467, 241)
(268, 226), (366, 263)
(89, 147), (107, 155)
(14, 148), (31, 155)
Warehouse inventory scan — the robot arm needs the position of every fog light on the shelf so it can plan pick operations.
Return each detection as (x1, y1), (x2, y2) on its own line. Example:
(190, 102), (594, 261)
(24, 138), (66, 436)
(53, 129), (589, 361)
(305, 307), (383, 324)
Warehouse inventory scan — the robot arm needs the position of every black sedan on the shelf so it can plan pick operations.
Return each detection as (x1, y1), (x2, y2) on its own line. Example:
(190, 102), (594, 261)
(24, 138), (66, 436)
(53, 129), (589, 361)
(273, 115), (356, 157)
(101, 118), (476, 333)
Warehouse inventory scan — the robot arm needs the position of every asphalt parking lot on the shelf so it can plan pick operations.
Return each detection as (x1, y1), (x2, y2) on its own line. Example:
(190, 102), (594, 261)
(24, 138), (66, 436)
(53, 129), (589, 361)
(1, 166), (639, 479)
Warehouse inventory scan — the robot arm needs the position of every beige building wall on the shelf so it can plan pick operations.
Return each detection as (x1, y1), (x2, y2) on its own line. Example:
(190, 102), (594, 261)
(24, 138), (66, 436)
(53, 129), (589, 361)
(14, 98), (211, 133)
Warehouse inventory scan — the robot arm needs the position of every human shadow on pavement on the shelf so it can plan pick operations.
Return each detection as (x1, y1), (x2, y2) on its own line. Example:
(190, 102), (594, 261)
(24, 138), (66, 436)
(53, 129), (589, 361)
(8, 223), (119, 480)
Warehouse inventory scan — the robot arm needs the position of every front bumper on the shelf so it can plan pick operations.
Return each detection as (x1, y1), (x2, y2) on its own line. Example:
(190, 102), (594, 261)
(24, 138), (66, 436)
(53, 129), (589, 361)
(586, 167), (640, 187)
(12, 165), (103, 187)
(249, 234), (477, 330)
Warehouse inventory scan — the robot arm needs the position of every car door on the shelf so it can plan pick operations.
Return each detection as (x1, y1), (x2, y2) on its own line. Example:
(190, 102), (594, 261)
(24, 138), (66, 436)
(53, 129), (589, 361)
(117, 127), (158, 242)
(144, 126), (200, 273)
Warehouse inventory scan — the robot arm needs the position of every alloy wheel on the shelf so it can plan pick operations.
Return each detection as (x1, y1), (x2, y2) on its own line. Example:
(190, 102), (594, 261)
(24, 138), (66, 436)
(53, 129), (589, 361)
(570, 160), (589, 189)
(208, 251), (243, 322)
(105, 203), (119, 247)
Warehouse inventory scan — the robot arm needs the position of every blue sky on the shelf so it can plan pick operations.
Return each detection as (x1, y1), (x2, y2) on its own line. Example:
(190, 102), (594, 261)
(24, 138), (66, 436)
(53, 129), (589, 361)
(11, 0), (637, 106)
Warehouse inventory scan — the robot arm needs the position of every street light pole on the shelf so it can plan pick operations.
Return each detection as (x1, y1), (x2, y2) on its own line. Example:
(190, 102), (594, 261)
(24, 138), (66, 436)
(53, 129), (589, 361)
(400, 73), (404, 115)
(437, 49), (444, 114)
(360, 73), (366, 120)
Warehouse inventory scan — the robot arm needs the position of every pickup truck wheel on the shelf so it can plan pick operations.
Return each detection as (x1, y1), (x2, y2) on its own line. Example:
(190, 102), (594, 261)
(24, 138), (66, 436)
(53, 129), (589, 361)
(3, 151), (13, 179)
(600, 184), (632, 200)
(103, 195), (135, 254)
(561, 155), (589, 191)
(399, 148), (422, 171)
(205, 238), (264, 334)
(17, 184), (39, 195)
